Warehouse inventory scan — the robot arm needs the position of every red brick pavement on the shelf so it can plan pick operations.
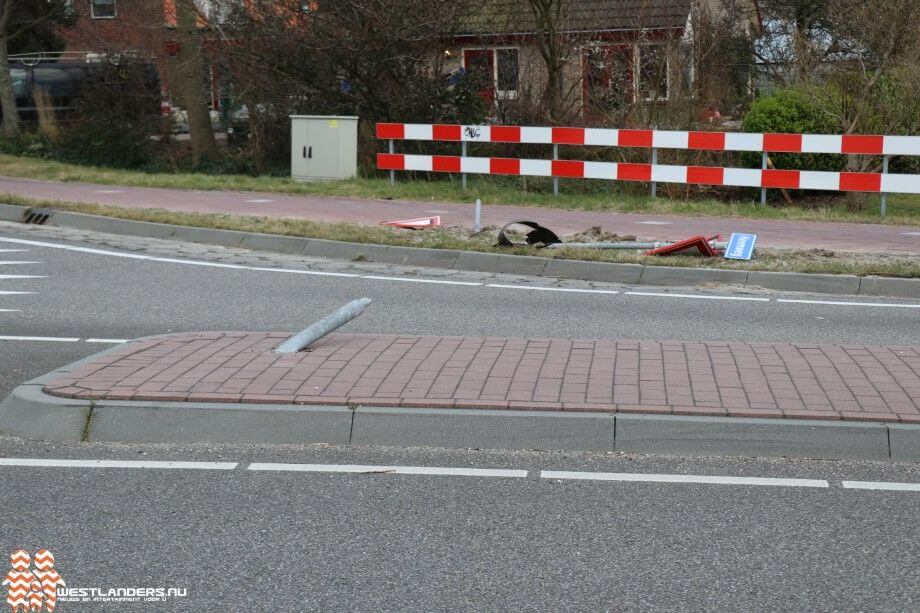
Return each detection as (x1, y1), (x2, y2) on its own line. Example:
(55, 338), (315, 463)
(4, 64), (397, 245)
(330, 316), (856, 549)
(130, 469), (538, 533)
(43, 332), (920, 423)
(2, 176), (919, 253)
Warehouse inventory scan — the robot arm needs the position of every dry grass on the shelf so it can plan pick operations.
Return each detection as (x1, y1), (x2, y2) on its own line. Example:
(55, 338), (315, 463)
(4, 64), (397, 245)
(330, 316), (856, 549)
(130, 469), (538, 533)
(3, 195), (918, 278)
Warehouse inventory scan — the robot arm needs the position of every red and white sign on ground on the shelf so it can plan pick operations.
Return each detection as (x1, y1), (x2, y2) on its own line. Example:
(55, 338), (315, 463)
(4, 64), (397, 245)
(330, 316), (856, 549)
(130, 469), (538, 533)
(376, 123), (920, 195)
(379, 216), (442, 229)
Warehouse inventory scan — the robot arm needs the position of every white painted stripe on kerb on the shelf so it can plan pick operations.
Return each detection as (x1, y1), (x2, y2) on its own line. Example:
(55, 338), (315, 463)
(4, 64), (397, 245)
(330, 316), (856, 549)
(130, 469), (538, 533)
(487, 284), (619, 295)
(541, 471), (829, 488)
(0, 459), (238, 470)
(626, 291), (770, 302)
(0, 336), (80, 342)
(362, 275), (481, 286)
(247, 463), (528, 478)
(842, 481), (920, 492)
(777, 299), (920, 309)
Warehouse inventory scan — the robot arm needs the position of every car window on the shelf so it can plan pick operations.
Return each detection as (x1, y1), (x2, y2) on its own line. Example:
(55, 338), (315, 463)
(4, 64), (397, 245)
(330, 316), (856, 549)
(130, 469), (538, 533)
(11, 68), (27, 97)
(33, 66), (84, 98)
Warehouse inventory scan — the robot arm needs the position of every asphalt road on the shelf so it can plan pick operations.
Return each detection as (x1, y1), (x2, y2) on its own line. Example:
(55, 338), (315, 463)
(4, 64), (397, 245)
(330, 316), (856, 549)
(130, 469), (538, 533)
(1, 438), (919, 612)
(2, 221), (920, 611)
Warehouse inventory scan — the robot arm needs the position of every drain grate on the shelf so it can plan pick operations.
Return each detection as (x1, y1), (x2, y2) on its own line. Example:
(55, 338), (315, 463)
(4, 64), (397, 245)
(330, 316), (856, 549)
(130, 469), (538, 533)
(22, 208), (54, 225)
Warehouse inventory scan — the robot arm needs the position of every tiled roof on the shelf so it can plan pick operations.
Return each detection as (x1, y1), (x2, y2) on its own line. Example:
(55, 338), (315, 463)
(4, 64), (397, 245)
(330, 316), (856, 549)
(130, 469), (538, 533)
(458, 0), (693, 35)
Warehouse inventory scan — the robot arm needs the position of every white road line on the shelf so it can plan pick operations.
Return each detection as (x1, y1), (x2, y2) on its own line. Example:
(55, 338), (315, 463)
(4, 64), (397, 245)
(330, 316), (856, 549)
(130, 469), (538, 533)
(247, 463), (528, 478)
(0, 275), (46, 280)
(626, 291), (770, 302)
(0, 237), (360, 277)
(246, 267), (358, 278)
(0, 459), (237, 470)
(777, 298), (920, 309)
(0, 261), (41, 266)
(487, 284), (620, 295)
(85, 338), (129, 344)
(361, 275), (482, 286)
(0, 309), (20, 312)
(0, 336), (80, 342)
(0, 291), (34, 295)
(0, 249), (28, 253)
(541, 471), (829, 488)
(841, 480), (920, 492)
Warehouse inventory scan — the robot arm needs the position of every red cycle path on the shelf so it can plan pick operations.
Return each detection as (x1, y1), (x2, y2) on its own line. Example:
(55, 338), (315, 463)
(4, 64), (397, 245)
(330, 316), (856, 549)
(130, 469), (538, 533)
(44, 332), (920, 423)
(3, 176), (919, 253)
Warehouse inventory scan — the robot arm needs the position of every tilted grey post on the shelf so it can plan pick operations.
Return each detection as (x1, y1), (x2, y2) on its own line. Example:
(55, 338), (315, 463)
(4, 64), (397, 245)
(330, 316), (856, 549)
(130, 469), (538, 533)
(275, 298), (373, 353)
(473, 198), (482, 233)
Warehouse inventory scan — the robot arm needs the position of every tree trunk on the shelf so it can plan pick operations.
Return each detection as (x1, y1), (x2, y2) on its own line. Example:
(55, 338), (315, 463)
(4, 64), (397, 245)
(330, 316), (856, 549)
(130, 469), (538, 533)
(174, 0), (217, 166)
(0, 28), (19, 136)
(845, 153), (868, 211)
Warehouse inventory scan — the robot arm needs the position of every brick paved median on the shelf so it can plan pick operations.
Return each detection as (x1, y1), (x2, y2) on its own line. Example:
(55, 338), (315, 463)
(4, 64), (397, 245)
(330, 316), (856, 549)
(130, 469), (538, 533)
(43, 332), (920, 423)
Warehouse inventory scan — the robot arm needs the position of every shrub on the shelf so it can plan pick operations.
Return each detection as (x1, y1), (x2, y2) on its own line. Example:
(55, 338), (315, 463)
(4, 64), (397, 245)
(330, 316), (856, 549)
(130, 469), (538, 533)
(57, 61), (162, 169)
(742, 89), (841, 172)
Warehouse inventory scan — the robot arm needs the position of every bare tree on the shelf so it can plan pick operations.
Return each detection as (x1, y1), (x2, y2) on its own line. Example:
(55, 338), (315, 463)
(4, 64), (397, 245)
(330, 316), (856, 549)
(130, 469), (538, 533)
(527, 0), (572, 123)
(174, 0), (217, 165)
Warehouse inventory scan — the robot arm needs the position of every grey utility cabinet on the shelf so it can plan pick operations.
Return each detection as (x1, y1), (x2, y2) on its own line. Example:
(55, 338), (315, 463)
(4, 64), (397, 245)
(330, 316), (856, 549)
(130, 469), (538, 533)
(290, 115), (359, 181)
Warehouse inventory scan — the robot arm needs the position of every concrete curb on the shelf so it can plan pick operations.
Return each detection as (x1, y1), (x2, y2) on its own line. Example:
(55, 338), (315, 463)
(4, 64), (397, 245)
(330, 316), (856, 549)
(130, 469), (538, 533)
(4, 205), (919, 298)
(1, 345), (918, 461)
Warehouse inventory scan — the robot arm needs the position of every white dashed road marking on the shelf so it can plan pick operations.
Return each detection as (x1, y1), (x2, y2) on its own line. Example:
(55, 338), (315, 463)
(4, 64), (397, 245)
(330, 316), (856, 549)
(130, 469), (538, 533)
(0, 459), (238, 470)
(0, 261), (41, 266)
(626, 291), (770, 302)
(84, 338), (130, 344)
(541, 471), (829, 488)
(0, 291), (35, 295)
(777, 298), (920, 309)
(0, 460), (914, 494)
(841, 481), (920, 492)
(0, 275), (46, 280)
(247, 463), (528, 478)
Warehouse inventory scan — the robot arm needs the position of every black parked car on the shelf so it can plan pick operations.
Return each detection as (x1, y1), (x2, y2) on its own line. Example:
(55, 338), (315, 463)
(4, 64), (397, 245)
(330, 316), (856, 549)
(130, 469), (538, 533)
(5, 59), (161, 123)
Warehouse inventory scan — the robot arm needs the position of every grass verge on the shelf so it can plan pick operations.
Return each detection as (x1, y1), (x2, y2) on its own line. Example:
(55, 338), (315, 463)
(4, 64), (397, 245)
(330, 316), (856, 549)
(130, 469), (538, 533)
(3, 195), (918, 279)
(1, 153), (918, 226)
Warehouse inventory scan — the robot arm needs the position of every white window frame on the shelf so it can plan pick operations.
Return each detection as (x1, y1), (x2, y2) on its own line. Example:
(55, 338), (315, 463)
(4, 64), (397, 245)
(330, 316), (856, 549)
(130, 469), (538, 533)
(461, 46), (520, 101)
(637, 44), (670, 102)
(90, 0), (117, 19)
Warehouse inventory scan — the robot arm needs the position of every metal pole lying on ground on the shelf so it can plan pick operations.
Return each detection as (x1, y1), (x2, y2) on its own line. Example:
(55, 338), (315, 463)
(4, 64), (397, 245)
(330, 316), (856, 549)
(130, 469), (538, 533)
(275, 298), (373, 354)
(473, 198), (482, 233)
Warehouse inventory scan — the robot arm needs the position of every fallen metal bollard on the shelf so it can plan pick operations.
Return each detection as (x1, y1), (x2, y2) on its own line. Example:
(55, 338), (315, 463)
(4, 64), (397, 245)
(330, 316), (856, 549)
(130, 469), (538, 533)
(275, 298), (372, 354)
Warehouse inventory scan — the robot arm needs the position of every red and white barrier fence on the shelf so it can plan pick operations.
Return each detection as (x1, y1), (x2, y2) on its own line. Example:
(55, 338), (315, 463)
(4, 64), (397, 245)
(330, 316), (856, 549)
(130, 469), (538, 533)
(377, 154), (917, 194)
(377, 123), (920, 155)
(376, 123), (920, 215)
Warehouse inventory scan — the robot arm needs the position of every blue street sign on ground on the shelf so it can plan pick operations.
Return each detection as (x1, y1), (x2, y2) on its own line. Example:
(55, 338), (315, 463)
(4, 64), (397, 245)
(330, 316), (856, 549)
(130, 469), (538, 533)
(725, 233), (758, 260)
